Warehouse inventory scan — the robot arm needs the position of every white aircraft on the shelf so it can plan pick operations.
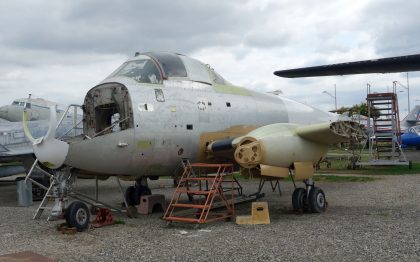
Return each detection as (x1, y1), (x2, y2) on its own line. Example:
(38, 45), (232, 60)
(27, 51), (420, 230)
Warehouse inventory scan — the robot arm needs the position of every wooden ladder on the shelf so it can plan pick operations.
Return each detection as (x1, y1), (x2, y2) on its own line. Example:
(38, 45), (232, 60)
(163, 163), (234, 224)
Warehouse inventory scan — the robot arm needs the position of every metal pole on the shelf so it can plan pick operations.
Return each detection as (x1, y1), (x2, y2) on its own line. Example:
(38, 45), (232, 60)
(407, 72), (410, 112)
(73, 106), (77, 137)
(95, 176), (99, 201)
(334, 84), (337, 110)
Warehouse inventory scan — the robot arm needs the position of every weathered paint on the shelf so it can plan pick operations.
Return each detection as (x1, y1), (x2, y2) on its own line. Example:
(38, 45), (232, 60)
(137, 140), (152, 149)
(213, 84), (252, 96)
(32, 52), (337, 178)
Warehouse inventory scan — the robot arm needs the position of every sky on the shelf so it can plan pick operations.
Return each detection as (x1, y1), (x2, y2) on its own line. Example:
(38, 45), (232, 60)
(1, 0), (420, 114)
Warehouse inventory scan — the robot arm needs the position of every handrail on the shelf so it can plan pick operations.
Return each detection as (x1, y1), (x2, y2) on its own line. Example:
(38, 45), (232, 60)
(56, 104), (83, 129)
(58, 119), (84, 139)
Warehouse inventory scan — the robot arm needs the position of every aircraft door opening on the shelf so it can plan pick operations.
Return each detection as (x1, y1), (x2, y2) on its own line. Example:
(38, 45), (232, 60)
(83, 84), (134, 138)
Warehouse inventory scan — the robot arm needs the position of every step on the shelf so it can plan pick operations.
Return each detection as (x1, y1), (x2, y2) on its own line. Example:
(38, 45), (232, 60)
(376, 108), (394, 111)
(375, 137), (395, 140)
(371, 102), (393, 105)
(367, 95), (395, 100)
(379, 113), (396, 116)
(375, 133), (393, 137)
(175, 189), (215, 195)
(163, 216), (200, 223)
(374, 130), (394, 133)
(374, 119), (393, 122)
(170, 203), (210, 209)
(182, 177), (218, 181)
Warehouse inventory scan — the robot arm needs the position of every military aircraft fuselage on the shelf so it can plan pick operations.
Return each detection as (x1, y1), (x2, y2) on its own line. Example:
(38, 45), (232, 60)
(60, 52), (334, 177)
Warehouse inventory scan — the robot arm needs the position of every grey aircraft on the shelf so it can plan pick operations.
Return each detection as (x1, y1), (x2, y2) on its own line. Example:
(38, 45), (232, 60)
(0, 97), (82, 184)
(0, 97), (58, 122)
(24, 51), (368, 230)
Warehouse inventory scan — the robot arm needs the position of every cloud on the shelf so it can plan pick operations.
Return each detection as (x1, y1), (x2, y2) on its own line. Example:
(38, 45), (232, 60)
(359, 0), (420, 56)
(0, 0), (419, 114)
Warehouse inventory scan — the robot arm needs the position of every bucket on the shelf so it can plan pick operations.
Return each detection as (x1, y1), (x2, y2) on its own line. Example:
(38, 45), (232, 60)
(16, 178), (33, 206)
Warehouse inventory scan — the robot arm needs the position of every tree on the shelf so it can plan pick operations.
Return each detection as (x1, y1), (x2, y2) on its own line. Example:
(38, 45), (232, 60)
(335, 102), (379, 118)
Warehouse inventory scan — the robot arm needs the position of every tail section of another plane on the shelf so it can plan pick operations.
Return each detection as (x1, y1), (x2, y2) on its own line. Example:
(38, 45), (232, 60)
(401, 105), (420, 131)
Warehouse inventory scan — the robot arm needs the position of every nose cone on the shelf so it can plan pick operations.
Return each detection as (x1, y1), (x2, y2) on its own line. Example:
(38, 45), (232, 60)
(0, 106), (9, 120)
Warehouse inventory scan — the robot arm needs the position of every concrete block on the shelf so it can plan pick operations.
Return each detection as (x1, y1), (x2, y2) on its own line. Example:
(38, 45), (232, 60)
(137, 194), (166, 215)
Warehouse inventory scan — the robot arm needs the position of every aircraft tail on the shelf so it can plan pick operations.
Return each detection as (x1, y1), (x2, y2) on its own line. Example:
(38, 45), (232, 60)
(401, 105), (420, 130)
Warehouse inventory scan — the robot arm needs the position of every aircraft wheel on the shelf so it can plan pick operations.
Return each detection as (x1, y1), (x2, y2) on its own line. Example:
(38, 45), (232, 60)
(133, 185), (151, 205)
(292, 188), (308, 211)
(125, 186), (137, 206)
(308, 187), (327, 213)
(65, 201), (90, 231)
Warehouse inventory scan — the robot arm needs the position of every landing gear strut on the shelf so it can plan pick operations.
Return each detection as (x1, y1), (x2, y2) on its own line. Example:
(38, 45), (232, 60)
(125, 177), (152, 206)
(292, 178), (327, 213)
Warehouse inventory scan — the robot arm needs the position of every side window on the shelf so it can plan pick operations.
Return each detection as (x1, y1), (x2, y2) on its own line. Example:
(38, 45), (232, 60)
(111, 58), (162, 84)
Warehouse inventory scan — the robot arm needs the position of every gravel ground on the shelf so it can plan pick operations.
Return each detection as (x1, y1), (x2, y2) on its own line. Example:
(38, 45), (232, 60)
(0, 174), (419, 261)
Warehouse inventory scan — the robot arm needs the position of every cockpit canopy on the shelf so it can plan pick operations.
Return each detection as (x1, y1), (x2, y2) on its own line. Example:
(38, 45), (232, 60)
(107, 52), (228, 85)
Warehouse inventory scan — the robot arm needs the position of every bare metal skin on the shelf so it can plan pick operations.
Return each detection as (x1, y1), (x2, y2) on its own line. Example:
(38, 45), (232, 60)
(26, 52), (344, 178)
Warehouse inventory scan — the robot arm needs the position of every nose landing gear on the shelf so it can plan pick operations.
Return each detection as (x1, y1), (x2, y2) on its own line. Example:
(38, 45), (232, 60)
(64, 201), (90, 231)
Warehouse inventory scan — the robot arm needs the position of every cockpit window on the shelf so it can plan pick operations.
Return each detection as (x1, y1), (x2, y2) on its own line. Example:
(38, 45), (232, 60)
(112, 58), (162, 84)
(12, 101), (25, 106)
(145, 52), (187, 78)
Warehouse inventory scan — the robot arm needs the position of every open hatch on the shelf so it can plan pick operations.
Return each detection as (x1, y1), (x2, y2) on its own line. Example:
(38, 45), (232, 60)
(83, 83), (134, 138)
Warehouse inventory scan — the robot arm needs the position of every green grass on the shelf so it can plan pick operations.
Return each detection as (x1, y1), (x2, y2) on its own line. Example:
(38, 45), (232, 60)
(318, 159), (420, 175)
(114, 219), (126, 225)
(313, 175), (375, 182)
(281, 174), (375, 182)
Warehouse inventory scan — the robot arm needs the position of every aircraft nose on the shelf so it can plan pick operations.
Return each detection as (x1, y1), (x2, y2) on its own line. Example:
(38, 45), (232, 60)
(0, 106), (8, 119)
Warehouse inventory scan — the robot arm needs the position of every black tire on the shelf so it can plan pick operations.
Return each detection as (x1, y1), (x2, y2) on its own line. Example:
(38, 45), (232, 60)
(125, 186), (137, 206)
(133, 185), (151, 205)
(65, 201), (90, 231)
(308, 187), (327, 213)
(292, 188), (307, 211)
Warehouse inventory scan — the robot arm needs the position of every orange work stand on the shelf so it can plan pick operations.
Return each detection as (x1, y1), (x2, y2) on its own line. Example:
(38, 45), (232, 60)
(163, 163), (235, 224)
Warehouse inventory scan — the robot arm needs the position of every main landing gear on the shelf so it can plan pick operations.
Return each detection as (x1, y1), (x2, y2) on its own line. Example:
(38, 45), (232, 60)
(292, 178), (327, 213)
(125, 177), (152, 206)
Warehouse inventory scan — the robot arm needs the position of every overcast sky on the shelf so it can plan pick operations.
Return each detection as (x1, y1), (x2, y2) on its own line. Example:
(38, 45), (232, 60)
(1, 0), (420, 114)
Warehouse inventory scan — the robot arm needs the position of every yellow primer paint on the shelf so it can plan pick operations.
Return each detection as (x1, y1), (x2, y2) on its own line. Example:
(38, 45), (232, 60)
(236, 202), (270, 225)
(23, 111), (35, 142)
(137, 140), (152, 149)
(213, 84), (251, 96)
(42, 162), (56, 169)
(170, 106), (177, 112)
